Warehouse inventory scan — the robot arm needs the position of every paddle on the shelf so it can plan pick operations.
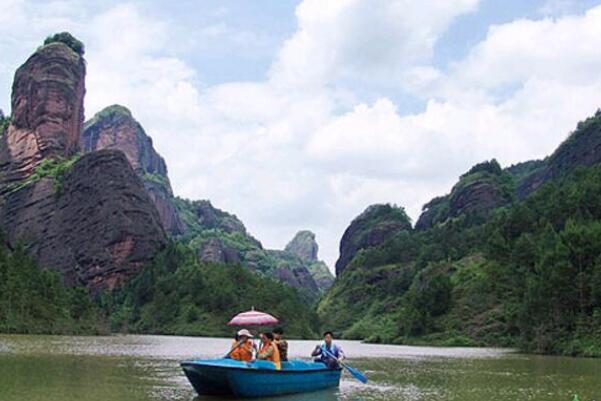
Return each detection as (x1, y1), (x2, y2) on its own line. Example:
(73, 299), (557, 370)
(322, 347), (368, 384)
(224, 339), (245, 358)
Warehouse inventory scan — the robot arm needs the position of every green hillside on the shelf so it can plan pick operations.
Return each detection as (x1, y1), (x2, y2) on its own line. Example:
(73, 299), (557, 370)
(319, 112), (601, 357)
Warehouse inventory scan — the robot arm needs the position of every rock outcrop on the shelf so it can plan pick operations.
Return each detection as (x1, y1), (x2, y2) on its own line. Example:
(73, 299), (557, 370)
(449, 178), (511, 218)
(81, 105), (184, 235)
(274, 263), (319, 293)
(517, 110), (601, 199)
(0, 42), (85, 187)
(285, 230), (334, 290)
(198, 237), (241, 264)
(0, 36), (166, 290)
(55, 151), (165, 289)
(306, 261), (334, 290)
(415, 160), (513, 230)
(194, 200), (248, 235)
(285, 230), (318, 262)
(415, 196), (447, 230)
(335, 204), (412, 276)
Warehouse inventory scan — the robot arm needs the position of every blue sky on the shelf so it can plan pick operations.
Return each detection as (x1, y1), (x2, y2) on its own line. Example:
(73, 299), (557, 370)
(2, 0), (601, 270)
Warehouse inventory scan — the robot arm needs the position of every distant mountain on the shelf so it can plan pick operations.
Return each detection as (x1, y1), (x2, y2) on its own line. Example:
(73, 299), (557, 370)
(175, 198), (330, 294)
(0, 33), (331, 296)
(79, 106), (329, 296)
(321, 110), (601, 356)
(285, 230), (334, 290)
(0, 33), (324, 338)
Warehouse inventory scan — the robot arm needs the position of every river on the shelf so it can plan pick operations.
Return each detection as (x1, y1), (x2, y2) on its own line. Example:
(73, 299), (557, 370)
(0, 334), (599, 401)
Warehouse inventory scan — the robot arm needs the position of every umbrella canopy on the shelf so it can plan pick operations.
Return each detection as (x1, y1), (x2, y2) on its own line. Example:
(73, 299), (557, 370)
(227, 308), (279, 326)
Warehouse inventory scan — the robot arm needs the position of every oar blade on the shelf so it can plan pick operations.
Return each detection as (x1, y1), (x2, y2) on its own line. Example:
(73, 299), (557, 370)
(346, 365), (368, 383)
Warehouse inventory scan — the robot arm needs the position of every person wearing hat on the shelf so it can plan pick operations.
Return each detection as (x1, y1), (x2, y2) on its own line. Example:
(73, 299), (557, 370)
(229, 329), (255, 362)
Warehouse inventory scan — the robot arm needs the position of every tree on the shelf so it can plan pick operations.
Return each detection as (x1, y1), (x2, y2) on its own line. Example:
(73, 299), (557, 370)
(43, 32), (85, 55)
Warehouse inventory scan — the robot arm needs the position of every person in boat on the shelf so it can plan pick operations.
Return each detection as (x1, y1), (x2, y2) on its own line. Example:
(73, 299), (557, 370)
(311, 331), (345, 369)
(257, 332), (281, 370)
(273, 327), (288, 362)
(229, 329), (254, 362)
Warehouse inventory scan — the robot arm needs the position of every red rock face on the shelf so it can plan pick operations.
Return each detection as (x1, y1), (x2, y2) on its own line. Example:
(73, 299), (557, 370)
(81, 105), (165, 175)
(81, 105), (185, 235)
(0, 41), (166, 291)
(1, 150), (167, 292)
(0, 43), (85, 186)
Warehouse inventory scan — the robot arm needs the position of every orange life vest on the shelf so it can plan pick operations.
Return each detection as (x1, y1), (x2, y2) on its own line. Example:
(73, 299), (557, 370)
(259, 341), (281, 370)
(230, 339), (253, 362)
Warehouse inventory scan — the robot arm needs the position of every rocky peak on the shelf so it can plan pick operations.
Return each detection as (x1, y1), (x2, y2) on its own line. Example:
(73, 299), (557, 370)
(517, 110), (601, 199)
(0, 39), (85, 186)
(415, 159), (513, 230)
(194, 200), (249, 235)
(335, 204), (412, 276)
(81, 105), (185, 235)
(82, 105), (168, 179)
(0, 35), (167, 291)
(285, 230), (319, 263)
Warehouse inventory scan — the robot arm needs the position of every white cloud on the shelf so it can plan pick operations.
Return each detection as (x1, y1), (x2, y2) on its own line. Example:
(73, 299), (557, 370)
(270, 0), (479, 89)
(3, 0), (601, 273)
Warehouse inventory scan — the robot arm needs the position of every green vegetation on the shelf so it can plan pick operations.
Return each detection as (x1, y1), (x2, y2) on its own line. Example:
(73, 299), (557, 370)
(319, 163), (601, 356)
(83, 105), (133, 131)
(0, 238), (104, 334)
(43, 32), (84, 56)
(306, 261), (333, 286)
(101, 243), (320, 338)
(143, 171), (171, 191)
(174, 197), (325, 294)
(0, 239), (321, 338)
(7, 155), (80, 194)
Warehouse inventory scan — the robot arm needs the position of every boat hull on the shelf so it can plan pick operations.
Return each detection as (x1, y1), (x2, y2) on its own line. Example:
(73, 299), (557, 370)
(181, 359), (342, 398)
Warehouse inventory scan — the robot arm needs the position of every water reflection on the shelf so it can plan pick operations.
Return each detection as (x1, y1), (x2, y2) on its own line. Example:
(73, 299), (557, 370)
(0, 334), (599, 401)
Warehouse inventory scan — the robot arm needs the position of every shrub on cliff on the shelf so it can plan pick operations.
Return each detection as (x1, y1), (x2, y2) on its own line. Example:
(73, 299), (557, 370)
(43, 32), (85, 55)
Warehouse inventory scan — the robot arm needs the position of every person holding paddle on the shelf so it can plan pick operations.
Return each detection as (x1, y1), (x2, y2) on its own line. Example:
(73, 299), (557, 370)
(311, 331), (345, 369)
(228, 329), (255, 362)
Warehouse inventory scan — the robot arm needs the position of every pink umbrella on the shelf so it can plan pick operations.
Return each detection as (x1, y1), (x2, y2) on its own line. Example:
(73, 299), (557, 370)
(227, 308), (279, 326)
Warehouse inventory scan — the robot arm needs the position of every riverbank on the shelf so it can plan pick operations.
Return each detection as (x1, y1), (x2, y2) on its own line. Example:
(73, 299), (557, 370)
(360, 332), (601, 358)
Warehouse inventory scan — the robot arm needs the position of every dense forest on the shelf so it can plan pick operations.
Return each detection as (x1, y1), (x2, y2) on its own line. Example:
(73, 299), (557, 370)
(318, 112), (601, 357)
(0, 239), (320, 338)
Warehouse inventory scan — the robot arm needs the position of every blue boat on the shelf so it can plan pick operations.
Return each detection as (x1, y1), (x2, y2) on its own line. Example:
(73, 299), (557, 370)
(181, 358), (342, 398)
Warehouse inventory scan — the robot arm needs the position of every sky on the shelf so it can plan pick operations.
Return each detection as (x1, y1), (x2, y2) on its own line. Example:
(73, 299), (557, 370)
(2, 0), (601, 272)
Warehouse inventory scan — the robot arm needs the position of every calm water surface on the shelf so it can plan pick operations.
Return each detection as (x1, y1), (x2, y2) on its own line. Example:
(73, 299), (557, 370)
(0, 334), (599, 401)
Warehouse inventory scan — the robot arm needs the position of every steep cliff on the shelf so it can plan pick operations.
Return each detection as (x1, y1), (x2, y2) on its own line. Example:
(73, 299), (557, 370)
(335, 204), (412, 276)
(0, 36), (166, 290)
(81, 105), (184, 235)
(0, 41), (85, 188)
(285, 230), (334, 290)
(285, 230), (319, 262)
